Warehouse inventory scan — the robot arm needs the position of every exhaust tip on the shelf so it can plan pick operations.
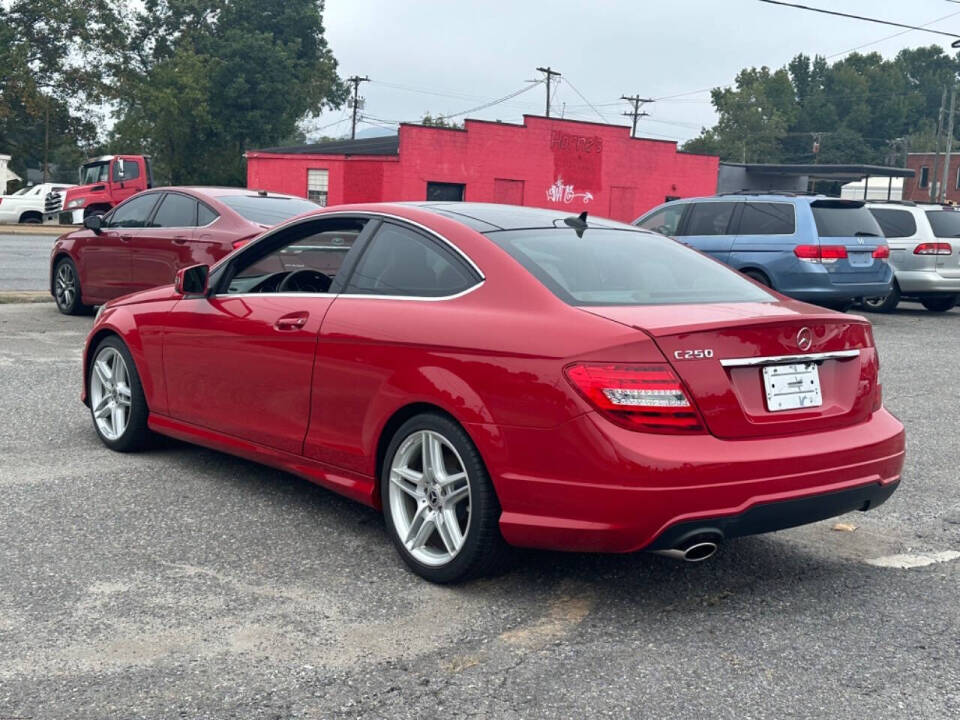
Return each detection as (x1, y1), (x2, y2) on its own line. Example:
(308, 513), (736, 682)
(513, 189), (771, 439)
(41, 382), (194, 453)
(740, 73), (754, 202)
(682, 542), (718, 563)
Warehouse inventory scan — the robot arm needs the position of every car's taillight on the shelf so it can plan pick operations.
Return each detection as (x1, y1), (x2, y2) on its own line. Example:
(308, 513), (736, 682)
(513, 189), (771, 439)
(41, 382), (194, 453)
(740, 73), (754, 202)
(232, 239), (250, 250)
(564, 363), (704, 434)
(914, 242), (952, 255)
(794, 244), (848, 263)
(872, 245), (890, 259)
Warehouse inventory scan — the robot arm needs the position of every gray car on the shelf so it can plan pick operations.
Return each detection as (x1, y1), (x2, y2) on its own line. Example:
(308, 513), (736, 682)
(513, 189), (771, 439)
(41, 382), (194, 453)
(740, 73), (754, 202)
(865, 201), (960, 312)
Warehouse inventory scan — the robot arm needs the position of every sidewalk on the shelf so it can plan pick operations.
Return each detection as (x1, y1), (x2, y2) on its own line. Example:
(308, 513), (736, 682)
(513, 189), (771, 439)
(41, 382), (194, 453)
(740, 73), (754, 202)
(0, 224), (78, 236)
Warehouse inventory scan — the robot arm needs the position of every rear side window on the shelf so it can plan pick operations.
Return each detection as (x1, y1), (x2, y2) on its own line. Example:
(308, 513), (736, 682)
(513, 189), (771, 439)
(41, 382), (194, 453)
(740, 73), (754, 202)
(738, 202), (795, 235)
(925, 209), (960, 238)
(198, 203), (219, 226)
(345, 223), (478, 297)
(217, 195), (319, 226)
(487, 228), (773, 306)
(151, 193), (198, 227)
(811, 201), (882, 238)
(635, 204), (685, 236)
(680, 202), (737, 236)
(869, 209), (917, 238)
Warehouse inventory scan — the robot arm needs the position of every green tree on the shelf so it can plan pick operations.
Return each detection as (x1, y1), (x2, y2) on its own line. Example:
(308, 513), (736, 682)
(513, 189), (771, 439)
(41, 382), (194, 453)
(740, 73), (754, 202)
(420, 113), (464, 129)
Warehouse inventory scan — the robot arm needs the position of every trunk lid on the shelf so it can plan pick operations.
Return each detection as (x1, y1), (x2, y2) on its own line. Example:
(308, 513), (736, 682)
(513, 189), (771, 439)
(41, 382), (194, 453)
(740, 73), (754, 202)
(582, 302), (879, 439)
(810, 199), (889, 284)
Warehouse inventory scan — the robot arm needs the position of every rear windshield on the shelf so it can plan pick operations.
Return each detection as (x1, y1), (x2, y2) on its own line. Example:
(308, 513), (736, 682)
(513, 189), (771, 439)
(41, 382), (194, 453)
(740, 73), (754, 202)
(486, 228), (773, 306)
(869, 208), (917, 238)
(925, 209), (960, 238)
(811, 202), (883, 238)
(216, 195), (319, 226)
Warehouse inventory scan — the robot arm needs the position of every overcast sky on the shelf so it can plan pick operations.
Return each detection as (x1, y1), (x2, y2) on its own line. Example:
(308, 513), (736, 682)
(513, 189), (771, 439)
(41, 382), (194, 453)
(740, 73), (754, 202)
(314, 0), (960, 143)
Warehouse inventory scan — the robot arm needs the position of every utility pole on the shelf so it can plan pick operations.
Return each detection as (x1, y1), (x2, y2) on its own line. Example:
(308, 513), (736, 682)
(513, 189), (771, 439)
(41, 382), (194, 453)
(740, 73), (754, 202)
(43, 96), (50, 184)
(621, 95), (654, 138)
(536, 66), (561, 117)
(942, 83), (957, 203)
(347, 75), (370, 140)
(931, 87), (947, 202)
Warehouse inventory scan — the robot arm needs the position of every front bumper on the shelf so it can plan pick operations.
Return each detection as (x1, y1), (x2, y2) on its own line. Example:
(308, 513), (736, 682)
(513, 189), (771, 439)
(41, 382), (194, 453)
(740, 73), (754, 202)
(895, 269), (960, 295)
(470, 408), (905, 553)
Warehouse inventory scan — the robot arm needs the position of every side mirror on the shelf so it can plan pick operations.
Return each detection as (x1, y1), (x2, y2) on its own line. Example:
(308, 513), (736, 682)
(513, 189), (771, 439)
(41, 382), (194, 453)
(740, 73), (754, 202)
(175, 264), (209, 295)
(83, 214), (102, 234)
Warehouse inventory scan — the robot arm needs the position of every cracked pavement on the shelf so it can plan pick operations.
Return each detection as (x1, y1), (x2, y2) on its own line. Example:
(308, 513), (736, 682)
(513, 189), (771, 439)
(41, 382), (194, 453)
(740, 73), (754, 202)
(1, 302), (959, 719)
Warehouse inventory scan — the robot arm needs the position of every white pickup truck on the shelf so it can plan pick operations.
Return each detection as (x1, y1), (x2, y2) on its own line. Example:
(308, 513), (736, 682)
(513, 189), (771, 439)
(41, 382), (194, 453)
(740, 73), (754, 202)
(0, 183), (75, 224)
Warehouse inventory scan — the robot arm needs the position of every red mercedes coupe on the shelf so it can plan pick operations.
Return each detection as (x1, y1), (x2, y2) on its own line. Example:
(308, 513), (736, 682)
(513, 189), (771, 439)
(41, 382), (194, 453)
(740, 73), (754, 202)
(50, 187), (319, 315)
(81, 202), (905, 582)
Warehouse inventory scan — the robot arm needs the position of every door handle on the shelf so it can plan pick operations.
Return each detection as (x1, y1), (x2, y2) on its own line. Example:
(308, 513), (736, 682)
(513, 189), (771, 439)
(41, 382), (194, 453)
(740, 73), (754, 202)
(172, 235), (188, 244)
(274, 313), (308, 330)
(120, 234), (132, 242)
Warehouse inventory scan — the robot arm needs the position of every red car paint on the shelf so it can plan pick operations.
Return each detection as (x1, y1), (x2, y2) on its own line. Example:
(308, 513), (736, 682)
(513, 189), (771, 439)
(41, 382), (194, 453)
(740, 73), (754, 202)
(82, 202), (905, 553)
(50, 187), (308, 307)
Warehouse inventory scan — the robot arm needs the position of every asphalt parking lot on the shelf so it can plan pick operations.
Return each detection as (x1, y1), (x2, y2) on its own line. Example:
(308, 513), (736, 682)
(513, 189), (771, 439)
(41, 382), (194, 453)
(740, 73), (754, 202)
(1, 301), (959, 719)
(0, 232), (57, 292)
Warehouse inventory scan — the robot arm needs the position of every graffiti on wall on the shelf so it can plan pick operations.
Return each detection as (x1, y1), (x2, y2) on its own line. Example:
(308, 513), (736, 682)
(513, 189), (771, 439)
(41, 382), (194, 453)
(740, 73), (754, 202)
(546, 176), (594, 205)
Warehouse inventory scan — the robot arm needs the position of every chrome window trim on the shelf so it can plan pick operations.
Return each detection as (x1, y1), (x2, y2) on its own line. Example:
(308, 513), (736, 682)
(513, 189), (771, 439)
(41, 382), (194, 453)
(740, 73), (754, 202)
(720, 349), (860, 367)
(212, 280), (486, 303)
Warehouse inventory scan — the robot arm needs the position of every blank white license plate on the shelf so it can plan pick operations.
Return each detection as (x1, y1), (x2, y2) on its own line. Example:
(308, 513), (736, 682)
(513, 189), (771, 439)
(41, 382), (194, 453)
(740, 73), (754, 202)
(762, 362), (823, 411)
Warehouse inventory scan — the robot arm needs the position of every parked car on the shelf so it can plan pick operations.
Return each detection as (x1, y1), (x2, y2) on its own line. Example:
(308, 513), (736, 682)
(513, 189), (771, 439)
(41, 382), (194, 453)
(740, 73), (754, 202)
(81, 202), (904, 583)
(634, 194), (893, 310)
(863, 201), (960, 312)
(45, 155), (154, 223)
(0, 182), (75, 224)
(50, 187), (319, 314)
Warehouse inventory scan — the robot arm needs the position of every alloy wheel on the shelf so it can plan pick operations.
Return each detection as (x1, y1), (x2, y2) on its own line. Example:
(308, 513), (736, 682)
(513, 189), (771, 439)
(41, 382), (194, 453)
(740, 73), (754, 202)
(90, 346), (133, 441)
(55, 262), (77, 311)
(388, 430), (472, 567)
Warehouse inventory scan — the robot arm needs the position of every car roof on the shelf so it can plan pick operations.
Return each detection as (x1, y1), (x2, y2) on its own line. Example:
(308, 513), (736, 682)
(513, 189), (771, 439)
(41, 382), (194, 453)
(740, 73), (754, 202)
(396, 202), (636, 232)
(171, 186), (304, 200)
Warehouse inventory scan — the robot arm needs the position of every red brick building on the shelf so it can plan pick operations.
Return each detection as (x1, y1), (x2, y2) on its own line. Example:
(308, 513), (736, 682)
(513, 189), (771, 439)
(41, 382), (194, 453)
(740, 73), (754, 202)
(245, 115), (719, 222)
(904, 152), (960, 203)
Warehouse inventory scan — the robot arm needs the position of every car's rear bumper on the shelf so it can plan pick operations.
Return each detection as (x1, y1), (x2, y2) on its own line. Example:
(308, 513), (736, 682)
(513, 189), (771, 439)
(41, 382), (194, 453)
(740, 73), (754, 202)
(895, 269), (960, 295)
(470, 408), (905, 553)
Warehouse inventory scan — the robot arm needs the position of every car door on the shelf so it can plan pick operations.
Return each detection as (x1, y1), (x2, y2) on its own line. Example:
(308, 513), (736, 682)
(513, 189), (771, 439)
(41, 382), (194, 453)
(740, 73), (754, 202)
(161, 215), (372, 454)
(80, 192), (161, 300)
(130, 191), (200, 293)
(110, 156), (142, 205)
(729, 201), (798, 284)
(674, 200), (739, 261)
(302, 220), (483, 473)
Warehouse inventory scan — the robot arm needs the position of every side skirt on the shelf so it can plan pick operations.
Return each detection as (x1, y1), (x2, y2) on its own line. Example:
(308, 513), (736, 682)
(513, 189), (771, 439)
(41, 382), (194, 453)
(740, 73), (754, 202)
(147, 413), (378, 508)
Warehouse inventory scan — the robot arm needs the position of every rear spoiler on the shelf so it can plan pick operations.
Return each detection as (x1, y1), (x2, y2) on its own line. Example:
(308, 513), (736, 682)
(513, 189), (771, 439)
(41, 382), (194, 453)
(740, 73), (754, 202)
(810, 199), (865, 209)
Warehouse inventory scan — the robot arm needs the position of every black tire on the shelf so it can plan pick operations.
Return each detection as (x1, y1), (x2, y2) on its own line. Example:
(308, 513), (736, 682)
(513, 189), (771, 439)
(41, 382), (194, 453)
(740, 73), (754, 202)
(88, 335), (153, 452)
(52, 256), (90, 315)
(742, 269), (772, 288)
(19, 212), (42, 224)
(381, 412), (511, 583)
(861, 282), (901, 313)
(921, 295), (957, 312)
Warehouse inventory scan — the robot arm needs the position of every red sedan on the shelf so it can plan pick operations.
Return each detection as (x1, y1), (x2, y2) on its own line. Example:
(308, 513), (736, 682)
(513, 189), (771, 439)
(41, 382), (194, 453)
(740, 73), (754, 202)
(50, 187), (319, 314)
(81, 202), (905, 583)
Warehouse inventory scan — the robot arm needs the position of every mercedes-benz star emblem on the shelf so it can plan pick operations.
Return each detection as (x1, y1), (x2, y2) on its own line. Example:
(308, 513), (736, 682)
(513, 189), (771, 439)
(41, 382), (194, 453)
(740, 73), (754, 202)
(797, 327), (813, 351)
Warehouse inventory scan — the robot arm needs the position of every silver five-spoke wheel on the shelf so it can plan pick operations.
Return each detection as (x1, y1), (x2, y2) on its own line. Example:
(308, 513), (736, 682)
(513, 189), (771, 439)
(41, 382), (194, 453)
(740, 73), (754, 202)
(55, 261), (77, 311)
(90, 346), (133, 441)
(388, 430), (471, 567)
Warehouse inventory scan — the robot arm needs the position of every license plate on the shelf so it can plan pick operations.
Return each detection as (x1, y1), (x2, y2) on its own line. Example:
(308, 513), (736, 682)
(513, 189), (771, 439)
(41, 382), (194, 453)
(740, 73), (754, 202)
(762, 362), (822, 411)
(848, 251), (872, 267)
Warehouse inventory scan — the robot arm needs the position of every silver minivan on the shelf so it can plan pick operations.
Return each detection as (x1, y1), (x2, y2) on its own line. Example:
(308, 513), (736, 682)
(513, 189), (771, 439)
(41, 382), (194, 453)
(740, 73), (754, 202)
(865, 201), (960, 312)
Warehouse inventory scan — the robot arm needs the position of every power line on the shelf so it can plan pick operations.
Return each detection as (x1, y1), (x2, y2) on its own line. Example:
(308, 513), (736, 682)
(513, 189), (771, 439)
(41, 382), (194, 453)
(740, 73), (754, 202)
(758, 0), (960, 46)
(826, 9), (960, 59)
(563, 77), (608, 123)
(439, 81), (543, 121)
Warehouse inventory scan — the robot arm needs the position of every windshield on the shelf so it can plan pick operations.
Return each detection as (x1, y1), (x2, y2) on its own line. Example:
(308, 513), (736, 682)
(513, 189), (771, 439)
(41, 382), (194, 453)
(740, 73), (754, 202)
(811, 202), (883, 238)
(216, 195), (319, 226)
(12, 187), (29, 196)
(486, 227), (774, 306)
(80, 162), (110, 185)
(925, 209), (960, 238)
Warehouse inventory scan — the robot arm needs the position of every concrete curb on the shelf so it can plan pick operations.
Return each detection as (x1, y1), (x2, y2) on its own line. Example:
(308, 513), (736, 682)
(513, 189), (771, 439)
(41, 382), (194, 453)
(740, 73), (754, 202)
(0, 224), (78, 236)
(0, 292), (53, 304)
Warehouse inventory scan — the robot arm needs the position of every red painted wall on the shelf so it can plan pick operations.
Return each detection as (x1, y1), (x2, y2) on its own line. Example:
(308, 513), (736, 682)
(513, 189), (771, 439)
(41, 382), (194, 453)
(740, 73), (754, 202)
(903, 152), (960, 203)
(246, 115), (719, 222)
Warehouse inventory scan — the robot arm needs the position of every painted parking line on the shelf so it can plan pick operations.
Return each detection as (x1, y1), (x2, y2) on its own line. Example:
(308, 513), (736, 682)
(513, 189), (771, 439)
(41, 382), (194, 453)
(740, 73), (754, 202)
(866, 551), (960, 569)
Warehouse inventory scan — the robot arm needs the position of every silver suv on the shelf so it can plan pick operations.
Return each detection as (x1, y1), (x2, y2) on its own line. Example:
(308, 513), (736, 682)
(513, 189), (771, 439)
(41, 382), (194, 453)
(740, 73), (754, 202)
(864, 201), (960, 312)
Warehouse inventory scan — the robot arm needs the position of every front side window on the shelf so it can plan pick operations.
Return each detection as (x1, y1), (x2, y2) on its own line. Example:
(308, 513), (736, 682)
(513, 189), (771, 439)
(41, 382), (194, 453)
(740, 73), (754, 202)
(105, 193), (160, 228)
(216, 194), (319, 226)
(224, 218), (366, 294)
(151, 193), (198, 227)
(635, 204), (685, 236)
(113, 159), (140, 182)
(738, 202), (796, 235)
(869, 208), (917, 238)
(680, 202), (737, 236)
(486, 227), (773, 306)
(345, 223), (478, 297)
